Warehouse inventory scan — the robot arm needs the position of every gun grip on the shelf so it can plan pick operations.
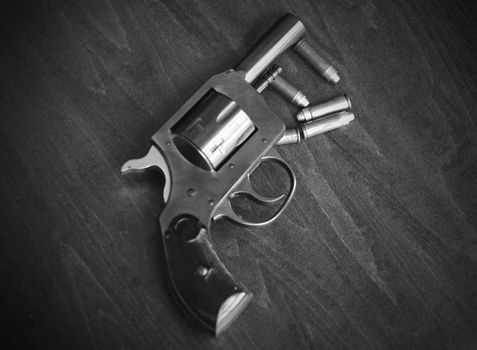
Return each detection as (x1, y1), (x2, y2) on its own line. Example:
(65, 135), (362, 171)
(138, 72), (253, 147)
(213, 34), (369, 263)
(163, 215), (252, 335)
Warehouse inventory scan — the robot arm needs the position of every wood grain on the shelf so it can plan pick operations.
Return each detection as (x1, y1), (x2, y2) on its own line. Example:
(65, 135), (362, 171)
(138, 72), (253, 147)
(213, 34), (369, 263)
(1, 0), (477, 348)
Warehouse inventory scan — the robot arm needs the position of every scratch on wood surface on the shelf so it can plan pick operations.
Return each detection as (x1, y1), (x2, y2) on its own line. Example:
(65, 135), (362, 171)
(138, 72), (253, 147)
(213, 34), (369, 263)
(52, 11), (106, 94)
(76, 0), (130, 51)
(296, 147), (397, 304)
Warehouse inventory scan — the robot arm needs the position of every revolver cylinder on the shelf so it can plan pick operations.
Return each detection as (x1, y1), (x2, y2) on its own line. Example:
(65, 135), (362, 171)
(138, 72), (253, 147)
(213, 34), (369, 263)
(173, 92), (255, 171)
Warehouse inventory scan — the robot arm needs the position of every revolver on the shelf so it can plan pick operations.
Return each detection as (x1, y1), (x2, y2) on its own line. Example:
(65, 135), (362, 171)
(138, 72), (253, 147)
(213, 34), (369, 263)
(121, 14), (345, 335)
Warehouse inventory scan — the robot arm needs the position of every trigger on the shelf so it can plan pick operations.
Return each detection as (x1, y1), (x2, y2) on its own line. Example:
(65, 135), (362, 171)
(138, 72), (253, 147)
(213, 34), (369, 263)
(231, 174), (284, 205)
(121, 146), (171, 202)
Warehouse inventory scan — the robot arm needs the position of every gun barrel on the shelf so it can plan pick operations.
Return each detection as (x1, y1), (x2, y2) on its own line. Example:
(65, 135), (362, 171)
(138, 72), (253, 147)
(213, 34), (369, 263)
(236, 14), (306, 83)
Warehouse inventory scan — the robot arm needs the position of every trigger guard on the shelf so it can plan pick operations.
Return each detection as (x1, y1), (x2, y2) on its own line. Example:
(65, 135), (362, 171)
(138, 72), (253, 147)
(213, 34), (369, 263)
(214, 149), (296, 227)
(230, 174), (285, 205)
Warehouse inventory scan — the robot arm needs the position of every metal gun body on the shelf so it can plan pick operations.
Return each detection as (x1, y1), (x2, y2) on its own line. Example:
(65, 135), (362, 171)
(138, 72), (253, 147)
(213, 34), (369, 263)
(122, 14), (309, 335)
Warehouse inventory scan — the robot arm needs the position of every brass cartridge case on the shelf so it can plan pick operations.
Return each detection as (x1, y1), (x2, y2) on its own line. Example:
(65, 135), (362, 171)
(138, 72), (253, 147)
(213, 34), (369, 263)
(272, 75), (310, 107)
(296, 95), (351, 122)
(278, 111), (354, 145)
(294, 39), (340, 84)
(301, 111), (354, 139)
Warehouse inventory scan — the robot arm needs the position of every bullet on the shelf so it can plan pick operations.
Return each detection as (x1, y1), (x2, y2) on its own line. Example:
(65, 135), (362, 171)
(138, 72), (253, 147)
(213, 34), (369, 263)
(277, 128), (302, 145)
(277, 111), (354, 145)
(301, 111), (354, 139)
(254, 64), (310, 107)
(296, 95), (351, 122)
(272, 75), (310, 107)
(294, 39), (340, 84)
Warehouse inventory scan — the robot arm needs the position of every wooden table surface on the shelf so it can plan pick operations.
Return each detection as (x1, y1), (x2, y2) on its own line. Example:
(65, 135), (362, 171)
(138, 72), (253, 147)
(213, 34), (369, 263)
(1, 0), (477, 349)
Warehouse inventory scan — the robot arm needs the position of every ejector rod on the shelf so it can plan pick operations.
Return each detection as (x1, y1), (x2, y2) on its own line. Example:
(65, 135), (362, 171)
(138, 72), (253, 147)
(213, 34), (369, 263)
(254, 65), (309, 107)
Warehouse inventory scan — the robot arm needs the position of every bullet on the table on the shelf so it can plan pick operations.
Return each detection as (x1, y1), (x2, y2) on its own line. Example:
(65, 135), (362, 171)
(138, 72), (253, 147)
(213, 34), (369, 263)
(278, 111), (354, 145)
(294, 39), (340, 84)
(277, 128), (302, 145)
(301, 111), (354, 139)
(296, 95), (351, 122)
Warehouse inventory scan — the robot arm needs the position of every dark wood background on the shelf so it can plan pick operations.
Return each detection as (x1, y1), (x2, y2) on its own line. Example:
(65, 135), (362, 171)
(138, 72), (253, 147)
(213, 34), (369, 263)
(1, 0), (477, 349)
